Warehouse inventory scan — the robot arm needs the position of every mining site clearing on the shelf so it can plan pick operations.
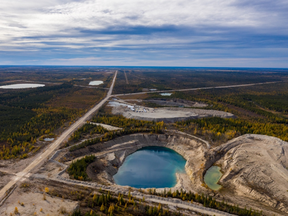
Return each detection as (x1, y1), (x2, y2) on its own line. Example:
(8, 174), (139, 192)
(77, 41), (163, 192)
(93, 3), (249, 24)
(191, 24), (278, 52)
(108, 100), (234, 123)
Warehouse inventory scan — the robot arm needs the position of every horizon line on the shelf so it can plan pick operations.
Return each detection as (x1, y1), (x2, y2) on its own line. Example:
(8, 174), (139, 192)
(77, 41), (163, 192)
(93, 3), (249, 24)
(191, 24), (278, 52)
(0, 65), (288, 70)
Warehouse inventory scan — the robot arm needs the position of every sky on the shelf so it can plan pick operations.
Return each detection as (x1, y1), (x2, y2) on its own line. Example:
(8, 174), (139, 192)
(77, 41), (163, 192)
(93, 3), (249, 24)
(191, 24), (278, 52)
(0, 0), (288, 67)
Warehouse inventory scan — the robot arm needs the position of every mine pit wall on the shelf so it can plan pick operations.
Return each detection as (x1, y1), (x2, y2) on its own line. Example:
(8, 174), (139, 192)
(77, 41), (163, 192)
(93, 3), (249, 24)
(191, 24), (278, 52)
(115, 133), (208, 186)
(65, 132), (209, 189)
(104, 133), (208, 186)
(201, 134), (253, 174)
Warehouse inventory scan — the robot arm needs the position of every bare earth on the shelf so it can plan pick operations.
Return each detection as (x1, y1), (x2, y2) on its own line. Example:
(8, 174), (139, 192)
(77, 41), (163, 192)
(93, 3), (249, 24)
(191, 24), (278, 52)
(108, 100), (234, 123)
(210, 134), (288, 215)
(0, 190), (78, 216)
(89, 122), (122, 131)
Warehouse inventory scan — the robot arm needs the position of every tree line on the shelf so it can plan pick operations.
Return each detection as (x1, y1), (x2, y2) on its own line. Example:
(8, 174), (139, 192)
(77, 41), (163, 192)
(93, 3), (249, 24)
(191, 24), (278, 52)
(176, 116), (288, 143)
(92, 114), (159, 129)
(70, 124), (108, 142)
(147, 188), (262, 216)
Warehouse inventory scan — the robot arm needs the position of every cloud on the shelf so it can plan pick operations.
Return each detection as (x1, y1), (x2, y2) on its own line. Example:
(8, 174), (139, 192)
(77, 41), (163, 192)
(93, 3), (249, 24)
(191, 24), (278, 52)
(0, 0), (287, 67)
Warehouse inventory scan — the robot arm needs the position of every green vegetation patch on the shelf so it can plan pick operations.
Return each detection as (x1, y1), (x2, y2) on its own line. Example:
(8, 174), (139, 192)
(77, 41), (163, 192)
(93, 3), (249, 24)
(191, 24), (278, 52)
(0, 105), (35, 136)
(113, 69), (287, 94)
(0, 82), (87, 159)
(0, 67), (112, 160)
(148, 189), (262, 216)
(92, 114), (158, 129)
(70, 124), (108, 142)
(68, 155), (96, 181)
(70, 190), (175, 216)
(176, 117), (288, 143)
(239, 93), (288, 113)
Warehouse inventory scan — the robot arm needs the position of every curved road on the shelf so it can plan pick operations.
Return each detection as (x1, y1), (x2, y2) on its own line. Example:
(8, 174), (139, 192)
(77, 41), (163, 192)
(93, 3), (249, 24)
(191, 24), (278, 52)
(0, 71), (118, 200)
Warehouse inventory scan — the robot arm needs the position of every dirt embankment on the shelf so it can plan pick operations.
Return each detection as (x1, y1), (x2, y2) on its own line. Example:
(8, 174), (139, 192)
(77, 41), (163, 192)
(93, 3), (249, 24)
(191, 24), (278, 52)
(203, 134), (288, 215)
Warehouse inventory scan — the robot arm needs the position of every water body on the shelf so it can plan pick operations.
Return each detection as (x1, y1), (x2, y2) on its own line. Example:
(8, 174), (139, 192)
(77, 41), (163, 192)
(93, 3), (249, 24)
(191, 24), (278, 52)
(0, 83), (45, 89)
(160, 93), (172, 96)
(44, 138), (54, 142)
(114, 146), (186, 188)
(204, 166), (223, 191)
(89, 80), (103, 86)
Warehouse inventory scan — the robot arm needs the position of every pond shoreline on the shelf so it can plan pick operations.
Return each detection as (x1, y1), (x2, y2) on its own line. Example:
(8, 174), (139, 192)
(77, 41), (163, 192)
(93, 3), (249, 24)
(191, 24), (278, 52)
(0, 83), (45, 89)
(64, 131), (209, 193)
(113, 146), (187, 189)
(204, 166), (223, 191)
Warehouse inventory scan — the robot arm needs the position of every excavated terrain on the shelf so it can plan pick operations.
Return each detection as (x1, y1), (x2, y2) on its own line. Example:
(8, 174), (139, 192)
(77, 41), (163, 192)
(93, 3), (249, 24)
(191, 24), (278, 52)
(109, 101), (235, 123)
(62, 132), (288, 215)
(202, 134), (288, 215)
(65, 132), (208, 192)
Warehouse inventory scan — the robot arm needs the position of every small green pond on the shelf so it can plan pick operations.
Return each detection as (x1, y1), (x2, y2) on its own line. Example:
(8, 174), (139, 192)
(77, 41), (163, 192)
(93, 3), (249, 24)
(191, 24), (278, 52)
(204, 166), (222, 191)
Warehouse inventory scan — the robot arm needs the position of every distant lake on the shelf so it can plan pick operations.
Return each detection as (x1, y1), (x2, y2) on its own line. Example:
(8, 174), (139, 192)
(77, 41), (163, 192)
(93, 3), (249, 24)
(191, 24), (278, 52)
(160, 93), (172, 96)
(0, 83), (45, 89)
(89, 81), (103, 86)
(114, 146), (186, 188)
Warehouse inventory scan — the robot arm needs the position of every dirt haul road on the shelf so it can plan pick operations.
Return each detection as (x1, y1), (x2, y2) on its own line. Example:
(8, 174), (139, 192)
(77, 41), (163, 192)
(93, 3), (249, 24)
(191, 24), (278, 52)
(0, 71), (118, 200)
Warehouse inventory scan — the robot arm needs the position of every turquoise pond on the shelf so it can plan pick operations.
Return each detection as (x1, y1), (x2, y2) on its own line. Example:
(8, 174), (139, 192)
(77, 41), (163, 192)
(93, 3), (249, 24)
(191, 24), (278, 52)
(113, 146), (186, 188)
(204, 166), (223, 191)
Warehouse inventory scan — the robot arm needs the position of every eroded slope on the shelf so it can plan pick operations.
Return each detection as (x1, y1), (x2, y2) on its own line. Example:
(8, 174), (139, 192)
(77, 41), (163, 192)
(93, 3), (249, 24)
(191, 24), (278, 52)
(205, 134), (288, 214)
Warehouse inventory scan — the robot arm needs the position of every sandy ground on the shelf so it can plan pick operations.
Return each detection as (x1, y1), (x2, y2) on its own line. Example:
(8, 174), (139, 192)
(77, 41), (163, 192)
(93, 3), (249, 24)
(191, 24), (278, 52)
(89, 122), (122, 131)
(108, 100), (234, 122)
(187, 134), (288, 215)
(0, 172), (13, 190)
(0, 189), (78, 216)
